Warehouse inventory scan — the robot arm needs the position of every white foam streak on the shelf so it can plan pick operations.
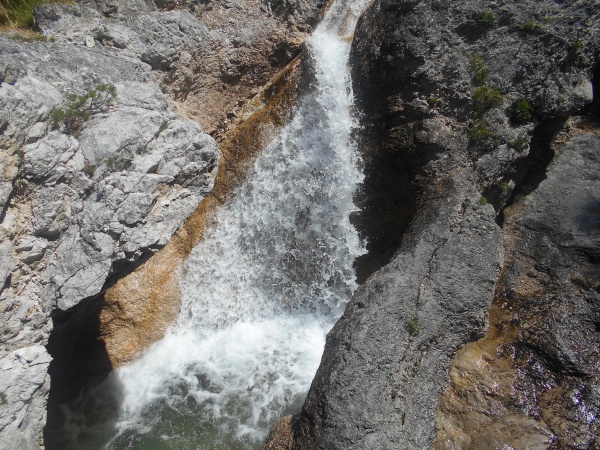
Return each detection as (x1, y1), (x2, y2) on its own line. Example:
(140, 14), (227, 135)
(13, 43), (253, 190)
(106, 0), (370, 446)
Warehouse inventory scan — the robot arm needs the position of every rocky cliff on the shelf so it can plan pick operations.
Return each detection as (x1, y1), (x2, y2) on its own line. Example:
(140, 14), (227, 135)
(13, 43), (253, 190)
(3, 0), (599, 448)
(289, 0), (599, 448)
(0, 0), (322, 448)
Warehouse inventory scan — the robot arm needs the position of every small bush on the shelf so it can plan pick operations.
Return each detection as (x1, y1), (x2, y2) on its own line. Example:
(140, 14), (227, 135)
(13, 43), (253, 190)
(474, 86), (502, 113)
(519, 19), (539, 32)
(512, 99), (533, 124)
(427, 96), (439, 107)
(479, 196), (488, 205)
(571, 39), (583, 51)
(83, 161), (95, 177)
(407, 317), (421, 336)
(508, 138), (527, 152)
(474, 9), (496, 32)
(0, 0), (73, 29)
(469, 120), (500, 151)
(51, 83), (116, 135)
(472, 54), (487, 86)
(500, 181), (510, 196)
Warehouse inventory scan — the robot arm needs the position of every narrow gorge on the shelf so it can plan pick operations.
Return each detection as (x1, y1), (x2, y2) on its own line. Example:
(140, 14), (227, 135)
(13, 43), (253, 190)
(1, 0), (599, 449)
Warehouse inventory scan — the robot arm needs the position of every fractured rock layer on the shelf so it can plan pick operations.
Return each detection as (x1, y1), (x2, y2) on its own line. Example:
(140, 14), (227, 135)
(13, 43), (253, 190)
(290, 0), (600, 448)
(100, 54), (305, 368)
(0, 23), (219, 447)
(435, 130), (600, 449)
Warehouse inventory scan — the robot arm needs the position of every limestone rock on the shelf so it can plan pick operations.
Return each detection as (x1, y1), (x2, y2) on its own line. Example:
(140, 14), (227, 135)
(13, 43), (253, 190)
(291, 0), (599, 448)
(0, 345), (51, 450)
(0, 7), (219, 444)
(435, 132), (600, 449)
(34, 0), (326, 133)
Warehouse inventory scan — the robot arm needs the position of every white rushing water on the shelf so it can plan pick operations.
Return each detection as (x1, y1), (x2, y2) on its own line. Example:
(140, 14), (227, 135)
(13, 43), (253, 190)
(66, 0), (370, 448)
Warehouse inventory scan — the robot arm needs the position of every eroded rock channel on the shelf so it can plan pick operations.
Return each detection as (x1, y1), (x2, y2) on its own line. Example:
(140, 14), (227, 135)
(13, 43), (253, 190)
(1, 0), (599, 449)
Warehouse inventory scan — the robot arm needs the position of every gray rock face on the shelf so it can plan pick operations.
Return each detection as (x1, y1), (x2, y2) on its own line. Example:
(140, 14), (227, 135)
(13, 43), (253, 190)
(0, 345), (51, 450)
(436, 132), (600, 448)
(35, 0), (327, 135)
(0, 3), (219, 446)
(295, 174), (503, 449)
(36, 4), (208, 72)
(293, 0), (599, 448)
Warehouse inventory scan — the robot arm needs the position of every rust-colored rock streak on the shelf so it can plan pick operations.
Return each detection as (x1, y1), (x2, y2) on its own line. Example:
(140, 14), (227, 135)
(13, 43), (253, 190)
(100, 57), (304, 368)
(434, 127), (600, 449)
(265, 415), (295, 450)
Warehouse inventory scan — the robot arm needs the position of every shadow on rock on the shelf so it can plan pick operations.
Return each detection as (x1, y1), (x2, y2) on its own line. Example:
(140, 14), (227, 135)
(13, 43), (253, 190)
(44, 296), (124, 450)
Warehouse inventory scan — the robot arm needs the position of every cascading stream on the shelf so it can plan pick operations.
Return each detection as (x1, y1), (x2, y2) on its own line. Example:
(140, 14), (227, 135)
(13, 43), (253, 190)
(60, 0), (370, 447)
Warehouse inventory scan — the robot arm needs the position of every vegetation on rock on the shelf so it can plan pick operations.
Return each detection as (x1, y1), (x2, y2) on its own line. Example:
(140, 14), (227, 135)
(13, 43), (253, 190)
(473, 86), (503, 113)
(474, 9), (496, 33)
(407, 316), (421, 335)
(512, 99), (533, 124)
(51, 84), (117, 135)
(0, 0), (72, 29)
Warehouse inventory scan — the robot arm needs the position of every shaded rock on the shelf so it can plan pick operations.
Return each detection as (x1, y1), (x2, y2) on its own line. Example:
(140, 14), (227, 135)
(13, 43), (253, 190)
(291, 0), (600, 448)
(294, 174), (503, 449)
(435, 132), (600, 449)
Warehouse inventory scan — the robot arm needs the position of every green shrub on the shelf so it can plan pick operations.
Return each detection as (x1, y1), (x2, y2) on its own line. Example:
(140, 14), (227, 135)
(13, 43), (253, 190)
(512, 99), (533, 123)
(500, 181), (510, 196)
(474, 86), (502, 112)
(474, 9), (496, 32)
(508, 137), (527, 152)
(83, 161), (95, 177)
(427, 96), (439, 107)
(519, 19), (539, 32)
(469, 120), (493, 142)
(51, 83), (116, 135)
(469, 120), (500, 151)
(0, 0), (73, 29)
(571, 39), (583, 51)
(479, 196), (488, 205)
(472, 54), (487, 86)
(407, 317), (421, 336)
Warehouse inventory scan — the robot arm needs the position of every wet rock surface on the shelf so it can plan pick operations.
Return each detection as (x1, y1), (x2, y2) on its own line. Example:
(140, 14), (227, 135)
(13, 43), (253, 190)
(291, 0), (600, 448)
(1, 0), (321, 446)
(435, 131), (600, 449)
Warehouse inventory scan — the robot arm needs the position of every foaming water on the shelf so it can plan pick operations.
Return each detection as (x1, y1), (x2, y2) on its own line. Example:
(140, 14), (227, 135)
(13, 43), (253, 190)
(59, 0), (370, 448)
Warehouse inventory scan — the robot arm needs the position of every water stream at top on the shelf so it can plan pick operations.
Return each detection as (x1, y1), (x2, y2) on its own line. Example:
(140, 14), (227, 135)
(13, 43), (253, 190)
(62, 0), (370, 447)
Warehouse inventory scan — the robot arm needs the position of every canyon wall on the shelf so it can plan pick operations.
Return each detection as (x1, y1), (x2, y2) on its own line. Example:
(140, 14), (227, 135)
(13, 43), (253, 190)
(289, 0), (599, 448)
(0, 0), (323, 447)
(2, 0), (599, 448)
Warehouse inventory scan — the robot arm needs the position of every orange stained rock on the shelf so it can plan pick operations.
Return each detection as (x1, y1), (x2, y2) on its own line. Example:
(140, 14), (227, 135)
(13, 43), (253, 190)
(99, 57), (304, 368)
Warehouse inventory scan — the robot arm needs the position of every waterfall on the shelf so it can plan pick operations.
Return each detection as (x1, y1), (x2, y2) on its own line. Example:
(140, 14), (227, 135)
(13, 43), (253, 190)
(61, 0), (370, 447)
